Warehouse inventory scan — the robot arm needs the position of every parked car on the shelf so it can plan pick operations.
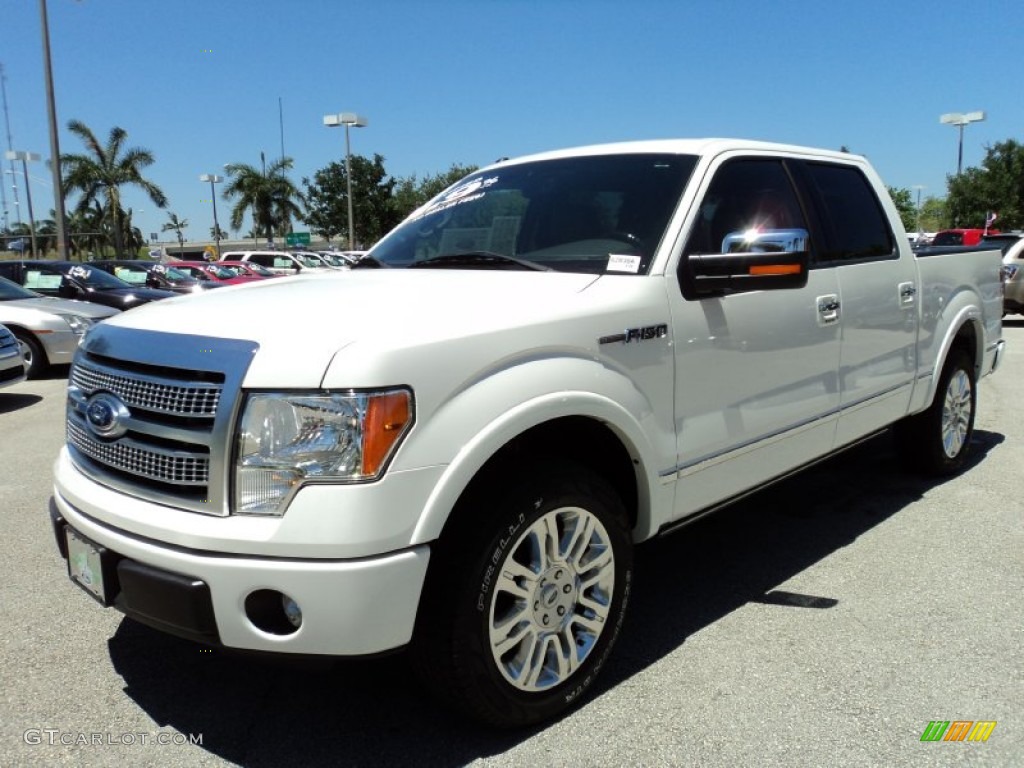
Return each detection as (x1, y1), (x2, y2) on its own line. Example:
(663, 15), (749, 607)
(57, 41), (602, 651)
(931, 228), (997, 247)
(0, 322), (27, 388)
(219, 250), (333, 275)
(980, 232), (1022, 255)
(169, 261), (263, 285)
(1001, 238), (1024, 315)
(213, 260), (284, 280)
(0, 260), (176, 311)
(0, 275), (119, 378)
(88, 260), (218, 294)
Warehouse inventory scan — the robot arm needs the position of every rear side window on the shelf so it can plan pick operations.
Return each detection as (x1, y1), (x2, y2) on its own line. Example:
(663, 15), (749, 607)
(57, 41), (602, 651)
(803, 163), (894, 262)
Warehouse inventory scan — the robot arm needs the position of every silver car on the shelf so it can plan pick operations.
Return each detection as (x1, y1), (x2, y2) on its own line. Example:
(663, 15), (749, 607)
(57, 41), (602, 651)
(0, 323), (26, 389)
(1002, 238), (1024, 316)
(0, 276), (120, 378)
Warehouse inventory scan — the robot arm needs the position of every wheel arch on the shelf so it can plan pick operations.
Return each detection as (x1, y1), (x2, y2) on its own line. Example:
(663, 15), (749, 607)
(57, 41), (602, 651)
(411, 397), (666, 550)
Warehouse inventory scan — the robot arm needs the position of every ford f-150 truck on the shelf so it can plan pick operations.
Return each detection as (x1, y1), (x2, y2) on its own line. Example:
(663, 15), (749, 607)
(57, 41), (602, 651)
(50, 139), (1005, 727)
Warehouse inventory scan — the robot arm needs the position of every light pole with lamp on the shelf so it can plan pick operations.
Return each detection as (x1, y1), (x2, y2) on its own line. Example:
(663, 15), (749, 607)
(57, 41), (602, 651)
(939, 111), (985, 176)
(323, 112), (368, 250)
(5, 151), (40, 257)
(200, 174), (223, 259)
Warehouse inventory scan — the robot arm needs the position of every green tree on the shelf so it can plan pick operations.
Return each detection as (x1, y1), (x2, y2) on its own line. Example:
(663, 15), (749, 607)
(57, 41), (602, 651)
(887, 187), (917, 233)
(945, 139), (1024, 230)
(223, 156), (305, 245)
(61, 120), (167, 256)
(161, 212), (188, 257)
(391, 163), (478, 221)
(302, 153), (400, 248)
(918, 196), (946, 231)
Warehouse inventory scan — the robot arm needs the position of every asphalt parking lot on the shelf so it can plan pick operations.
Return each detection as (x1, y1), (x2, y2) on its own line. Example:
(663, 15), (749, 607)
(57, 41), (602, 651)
(2, 321), (1022, 768)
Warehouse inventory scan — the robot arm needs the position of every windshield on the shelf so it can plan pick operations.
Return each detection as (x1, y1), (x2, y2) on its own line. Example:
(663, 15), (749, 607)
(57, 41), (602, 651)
(66, 264), (134, 289)
(294, 253), (329, 268)
(370, 153), (697, 274)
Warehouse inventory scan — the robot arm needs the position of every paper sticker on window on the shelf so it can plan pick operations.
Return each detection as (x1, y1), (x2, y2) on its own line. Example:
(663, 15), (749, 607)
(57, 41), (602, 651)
(607, 254), (641, 273)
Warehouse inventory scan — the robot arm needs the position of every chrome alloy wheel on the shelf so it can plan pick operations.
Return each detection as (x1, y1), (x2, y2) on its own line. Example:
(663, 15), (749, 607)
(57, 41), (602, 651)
(941, 368), (973, 459)
(488, 505), (615, 692)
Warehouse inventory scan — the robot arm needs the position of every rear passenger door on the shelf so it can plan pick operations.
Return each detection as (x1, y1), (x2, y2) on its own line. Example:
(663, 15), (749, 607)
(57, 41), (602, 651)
(667, 154), (842, 521)
(796, 161), (919, 446)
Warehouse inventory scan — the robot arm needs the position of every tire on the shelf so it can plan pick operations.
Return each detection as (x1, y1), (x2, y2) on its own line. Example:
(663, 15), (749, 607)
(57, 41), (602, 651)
(895, 350), (976, 476)
(413, 462), (633, 728)
(13, 330), (47, 379)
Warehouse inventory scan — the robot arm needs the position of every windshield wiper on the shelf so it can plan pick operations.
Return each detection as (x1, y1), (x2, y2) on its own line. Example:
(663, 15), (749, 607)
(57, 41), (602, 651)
(407, 252), (552, 271)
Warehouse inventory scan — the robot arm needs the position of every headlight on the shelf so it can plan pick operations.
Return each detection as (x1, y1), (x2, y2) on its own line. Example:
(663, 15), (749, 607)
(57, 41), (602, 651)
(234, 389), (413, 516)
(60, 314), (93, 336)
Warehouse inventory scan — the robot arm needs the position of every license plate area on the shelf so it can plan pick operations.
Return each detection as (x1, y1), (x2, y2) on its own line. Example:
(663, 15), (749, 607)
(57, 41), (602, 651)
(65, 527), (116, 606)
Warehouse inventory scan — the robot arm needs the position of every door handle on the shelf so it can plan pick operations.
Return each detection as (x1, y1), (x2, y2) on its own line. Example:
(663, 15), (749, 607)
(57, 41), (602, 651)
(898, 281), (917, 307)
(817, 294), (840, 324)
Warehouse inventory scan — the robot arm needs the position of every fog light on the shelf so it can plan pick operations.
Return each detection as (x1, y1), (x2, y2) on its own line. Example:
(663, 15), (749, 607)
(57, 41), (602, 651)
(282, 595), (303, 628)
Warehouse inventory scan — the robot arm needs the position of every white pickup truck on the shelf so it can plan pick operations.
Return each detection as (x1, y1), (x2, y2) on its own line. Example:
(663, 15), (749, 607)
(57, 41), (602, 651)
(51, 139), (1005, 727)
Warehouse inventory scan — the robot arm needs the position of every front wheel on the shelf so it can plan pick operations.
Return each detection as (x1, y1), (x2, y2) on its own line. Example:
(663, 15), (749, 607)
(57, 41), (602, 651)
(895, 350), (976, 476)
(413, 463), (633, 727)
(13, 330), (47, 379)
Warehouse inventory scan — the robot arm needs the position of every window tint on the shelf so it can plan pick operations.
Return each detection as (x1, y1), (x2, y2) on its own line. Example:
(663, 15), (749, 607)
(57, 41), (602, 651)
(803, 163), (894, 261)
(684, 158), (806, 255)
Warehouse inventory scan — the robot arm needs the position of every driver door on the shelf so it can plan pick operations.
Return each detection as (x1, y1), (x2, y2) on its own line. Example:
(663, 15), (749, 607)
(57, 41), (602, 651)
(666, 155), (842, 520)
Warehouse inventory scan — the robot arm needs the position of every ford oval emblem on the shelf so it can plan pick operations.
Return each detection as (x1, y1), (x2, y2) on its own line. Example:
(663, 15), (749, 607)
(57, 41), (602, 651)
(85, 392), (130, 439)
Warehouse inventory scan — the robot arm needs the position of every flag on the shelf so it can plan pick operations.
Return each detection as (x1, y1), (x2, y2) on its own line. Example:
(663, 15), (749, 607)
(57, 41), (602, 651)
(985, 211), (998, 227)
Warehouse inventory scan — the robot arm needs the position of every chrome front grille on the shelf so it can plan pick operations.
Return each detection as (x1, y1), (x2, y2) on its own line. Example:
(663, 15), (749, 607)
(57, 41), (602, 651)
(65, 326), (257, 516)
(67, 419), (209, 485)
(70, 364), (221, 416)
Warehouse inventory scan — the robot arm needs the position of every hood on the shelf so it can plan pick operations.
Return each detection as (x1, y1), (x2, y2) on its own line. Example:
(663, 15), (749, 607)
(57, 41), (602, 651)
(3, 296), (120, 319)
(105, 270), (600, 385)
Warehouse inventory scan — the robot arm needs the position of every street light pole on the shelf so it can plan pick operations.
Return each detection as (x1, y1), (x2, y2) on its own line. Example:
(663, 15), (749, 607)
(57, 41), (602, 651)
(39, 0), (68, 259)
(323, 112), (368, 250)
(5, 150), (40, 257)
(199, 174), (223, 259)
(939, 111), (986, 175)
(913, 185), (925, 236)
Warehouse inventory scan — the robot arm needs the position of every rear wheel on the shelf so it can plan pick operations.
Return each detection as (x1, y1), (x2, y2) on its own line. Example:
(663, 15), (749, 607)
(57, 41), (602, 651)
(896, 350), (976, 476)
(413, 462), (633, 727)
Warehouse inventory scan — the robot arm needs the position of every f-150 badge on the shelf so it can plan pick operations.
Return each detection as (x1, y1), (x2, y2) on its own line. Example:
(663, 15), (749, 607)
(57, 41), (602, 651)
(599, 323), (669, 345)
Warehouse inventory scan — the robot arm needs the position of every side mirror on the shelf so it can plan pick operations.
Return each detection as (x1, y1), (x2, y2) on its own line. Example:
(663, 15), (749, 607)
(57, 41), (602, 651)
(686, 228), (810, 297)
(145, 275), (160, 288)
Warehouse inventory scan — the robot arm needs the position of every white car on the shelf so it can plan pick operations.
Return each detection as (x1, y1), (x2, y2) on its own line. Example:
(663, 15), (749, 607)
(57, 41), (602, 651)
(0, 323), (26, 389)
(0, 276), (120, 378)
(219, 250), (333, 275)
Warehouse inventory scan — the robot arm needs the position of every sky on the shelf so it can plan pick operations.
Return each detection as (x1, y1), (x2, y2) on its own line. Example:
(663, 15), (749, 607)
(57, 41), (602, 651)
(1, 0), (1022, 244)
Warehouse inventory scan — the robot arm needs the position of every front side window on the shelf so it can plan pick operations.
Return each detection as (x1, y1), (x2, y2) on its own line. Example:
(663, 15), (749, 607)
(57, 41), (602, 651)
(683, 158), (808, 256)
(370, 153), (697, 274)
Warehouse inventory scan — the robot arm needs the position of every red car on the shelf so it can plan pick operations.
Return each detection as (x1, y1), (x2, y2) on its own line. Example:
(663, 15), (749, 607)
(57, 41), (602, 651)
(930, 228), (998, 247)
(170, 261), (271, 285)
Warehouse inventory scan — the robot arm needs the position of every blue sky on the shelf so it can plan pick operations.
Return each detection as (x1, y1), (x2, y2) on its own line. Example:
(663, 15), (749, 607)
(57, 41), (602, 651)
(2, 0), (1021, 243)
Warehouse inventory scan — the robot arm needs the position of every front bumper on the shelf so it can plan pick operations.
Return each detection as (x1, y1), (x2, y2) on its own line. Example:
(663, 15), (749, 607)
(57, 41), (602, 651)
(50, 493), (430, 656)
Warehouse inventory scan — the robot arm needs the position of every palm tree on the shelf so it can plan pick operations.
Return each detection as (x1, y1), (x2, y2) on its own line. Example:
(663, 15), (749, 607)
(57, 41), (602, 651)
(66, 202), (106, 260)
(61, 120), (167, 256)
(162, 212), (188, 257)
(223, 156), (304, 245)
